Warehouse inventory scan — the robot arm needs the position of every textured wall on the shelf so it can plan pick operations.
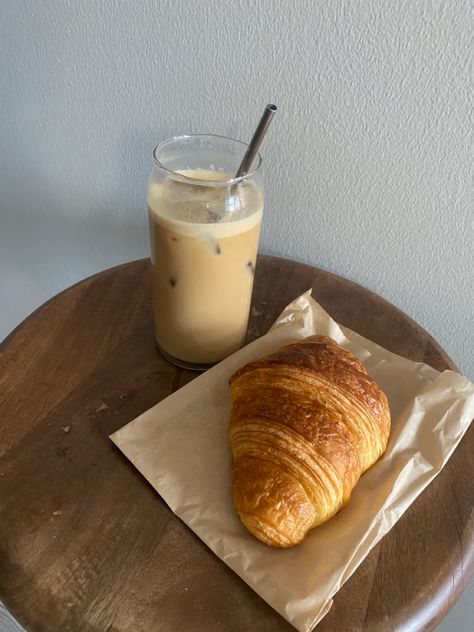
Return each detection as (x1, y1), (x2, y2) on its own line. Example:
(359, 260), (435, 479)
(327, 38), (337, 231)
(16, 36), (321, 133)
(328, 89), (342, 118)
(1, 0), (473, 385)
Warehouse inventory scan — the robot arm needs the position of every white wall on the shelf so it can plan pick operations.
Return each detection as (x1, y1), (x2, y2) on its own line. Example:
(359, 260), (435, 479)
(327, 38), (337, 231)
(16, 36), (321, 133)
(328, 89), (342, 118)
(1, 3), (473, 628)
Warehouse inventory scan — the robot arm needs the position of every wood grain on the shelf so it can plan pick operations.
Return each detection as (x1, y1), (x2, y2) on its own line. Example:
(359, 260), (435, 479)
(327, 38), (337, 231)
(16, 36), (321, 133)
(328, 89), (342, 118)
(0, 256), (472, 632)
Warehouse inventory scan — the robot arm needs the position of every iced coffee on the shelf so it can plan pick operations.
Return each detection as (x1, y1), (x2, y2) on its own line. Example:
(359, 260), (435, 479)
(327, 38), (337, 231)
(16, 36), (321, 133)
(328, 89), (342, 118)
(148, 153), (263, 368)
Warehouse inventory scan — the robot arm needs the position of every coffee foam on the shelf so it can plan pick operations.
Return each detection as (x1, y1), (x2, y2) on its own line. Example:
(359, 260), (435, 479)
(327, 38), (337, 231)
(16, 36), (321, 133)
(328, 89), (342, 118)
(148, 170), (263, 238)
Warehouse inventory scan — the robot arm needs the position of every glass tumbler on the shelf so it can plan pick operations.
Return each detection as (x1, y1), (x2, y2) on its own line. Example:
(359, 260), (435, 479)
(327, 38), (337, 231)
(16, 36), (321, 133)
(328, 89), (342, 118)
(148, 134), (264, 370)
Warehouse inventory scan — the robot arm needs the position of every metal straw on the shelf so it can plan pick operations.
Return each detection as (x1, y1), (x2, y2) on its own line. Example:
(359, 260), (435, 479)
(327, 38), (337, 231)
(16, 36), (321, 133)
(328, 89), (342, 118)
(235, 104), (277, 179)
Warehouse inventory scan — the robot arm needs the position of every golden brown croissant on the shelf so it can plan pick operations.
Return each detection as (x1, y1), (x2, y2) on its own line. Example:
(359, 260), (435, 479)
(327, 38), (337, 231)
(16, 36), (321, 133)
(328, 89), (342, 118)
(229, 335), (391, 547)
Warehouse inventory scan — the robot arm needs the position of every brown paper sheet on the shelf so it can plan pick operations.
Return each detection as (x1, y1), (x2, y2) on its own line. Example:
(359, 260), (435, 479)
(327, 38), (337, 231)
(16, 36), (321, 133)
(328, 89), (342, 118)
(110, 291), (474, 631)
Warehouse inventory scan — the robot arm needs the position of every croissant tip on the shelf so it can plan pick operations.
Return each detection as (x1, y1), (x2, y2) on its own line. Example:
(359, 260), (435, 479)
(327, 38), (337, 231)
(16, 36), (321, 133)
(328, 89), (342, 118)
(238, 512), (302, 548)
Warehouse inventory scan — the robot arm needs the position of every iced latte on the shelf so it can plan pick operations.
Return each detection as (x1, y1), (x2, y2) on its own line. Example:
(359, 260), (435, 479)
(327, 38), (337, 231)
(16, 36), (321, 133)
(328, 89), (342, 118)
(148, 156), (263, 368)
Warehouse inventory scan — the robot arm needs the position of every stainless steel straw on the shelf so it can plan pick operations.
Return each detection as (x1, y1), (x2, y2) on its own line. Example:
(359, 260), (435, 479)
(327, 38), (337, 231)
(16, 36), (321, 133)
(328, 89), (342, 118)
(234, 104), (277, 179)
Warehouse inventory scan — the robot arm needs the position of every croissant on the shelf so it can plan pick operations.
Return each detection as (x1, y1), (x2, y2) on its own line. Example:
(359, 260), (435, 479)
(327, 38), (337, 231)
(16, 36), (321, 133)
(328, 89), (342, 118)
(229, 335), (391, 547)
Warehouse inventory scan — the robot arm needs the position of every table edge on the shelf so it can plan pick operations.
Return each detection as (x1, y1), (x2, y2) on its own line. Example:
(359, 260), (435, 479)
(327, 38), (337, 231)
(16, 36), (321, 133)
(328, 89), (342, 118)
(1, 256), (460, 375)
(0, 259), (148, 352)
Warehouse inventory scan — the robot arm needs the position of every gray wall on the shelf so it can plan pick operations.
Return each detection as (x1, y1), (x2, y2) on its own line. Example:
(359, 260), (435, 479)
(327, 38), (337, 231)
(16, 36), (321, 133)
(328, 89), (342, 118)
(1, 1), (472, 630)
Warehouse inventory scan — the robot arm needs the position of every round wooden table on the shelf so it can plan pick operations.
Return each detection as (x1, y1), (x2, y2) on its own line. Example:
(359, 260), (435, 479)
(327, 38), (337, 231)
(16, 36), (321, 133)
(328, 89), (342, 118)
(0, 256), (472, 632)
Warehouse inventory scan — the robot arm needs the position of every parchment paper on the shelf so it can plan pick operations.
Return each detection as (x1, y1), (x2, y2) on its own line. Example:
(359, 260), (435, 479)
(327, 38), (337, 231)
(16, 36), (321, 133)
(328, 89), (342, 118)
(110, 291), (474, 631)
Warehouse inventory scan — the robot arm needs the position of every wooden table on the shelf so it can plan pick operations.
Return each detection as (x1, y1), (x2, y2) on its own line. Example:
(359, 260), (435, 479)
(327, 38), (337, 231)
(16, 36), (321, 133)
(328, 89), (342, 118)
(0, 256), (472, 632)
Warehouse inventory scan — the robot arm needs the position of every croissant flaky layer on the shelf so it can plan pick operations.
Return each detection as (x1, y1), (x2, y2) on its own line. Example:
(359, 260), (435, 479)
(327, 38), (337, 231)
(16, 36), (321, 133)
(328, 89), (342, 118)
(229, 335), (391, 547)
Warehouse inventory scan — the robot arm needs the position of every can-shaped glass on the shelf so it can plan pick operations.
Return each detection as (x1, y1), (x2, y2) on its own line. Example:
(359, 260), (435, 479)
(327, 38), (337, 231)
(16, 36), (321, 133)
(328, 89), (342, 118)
(148, 134), (263, 369)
